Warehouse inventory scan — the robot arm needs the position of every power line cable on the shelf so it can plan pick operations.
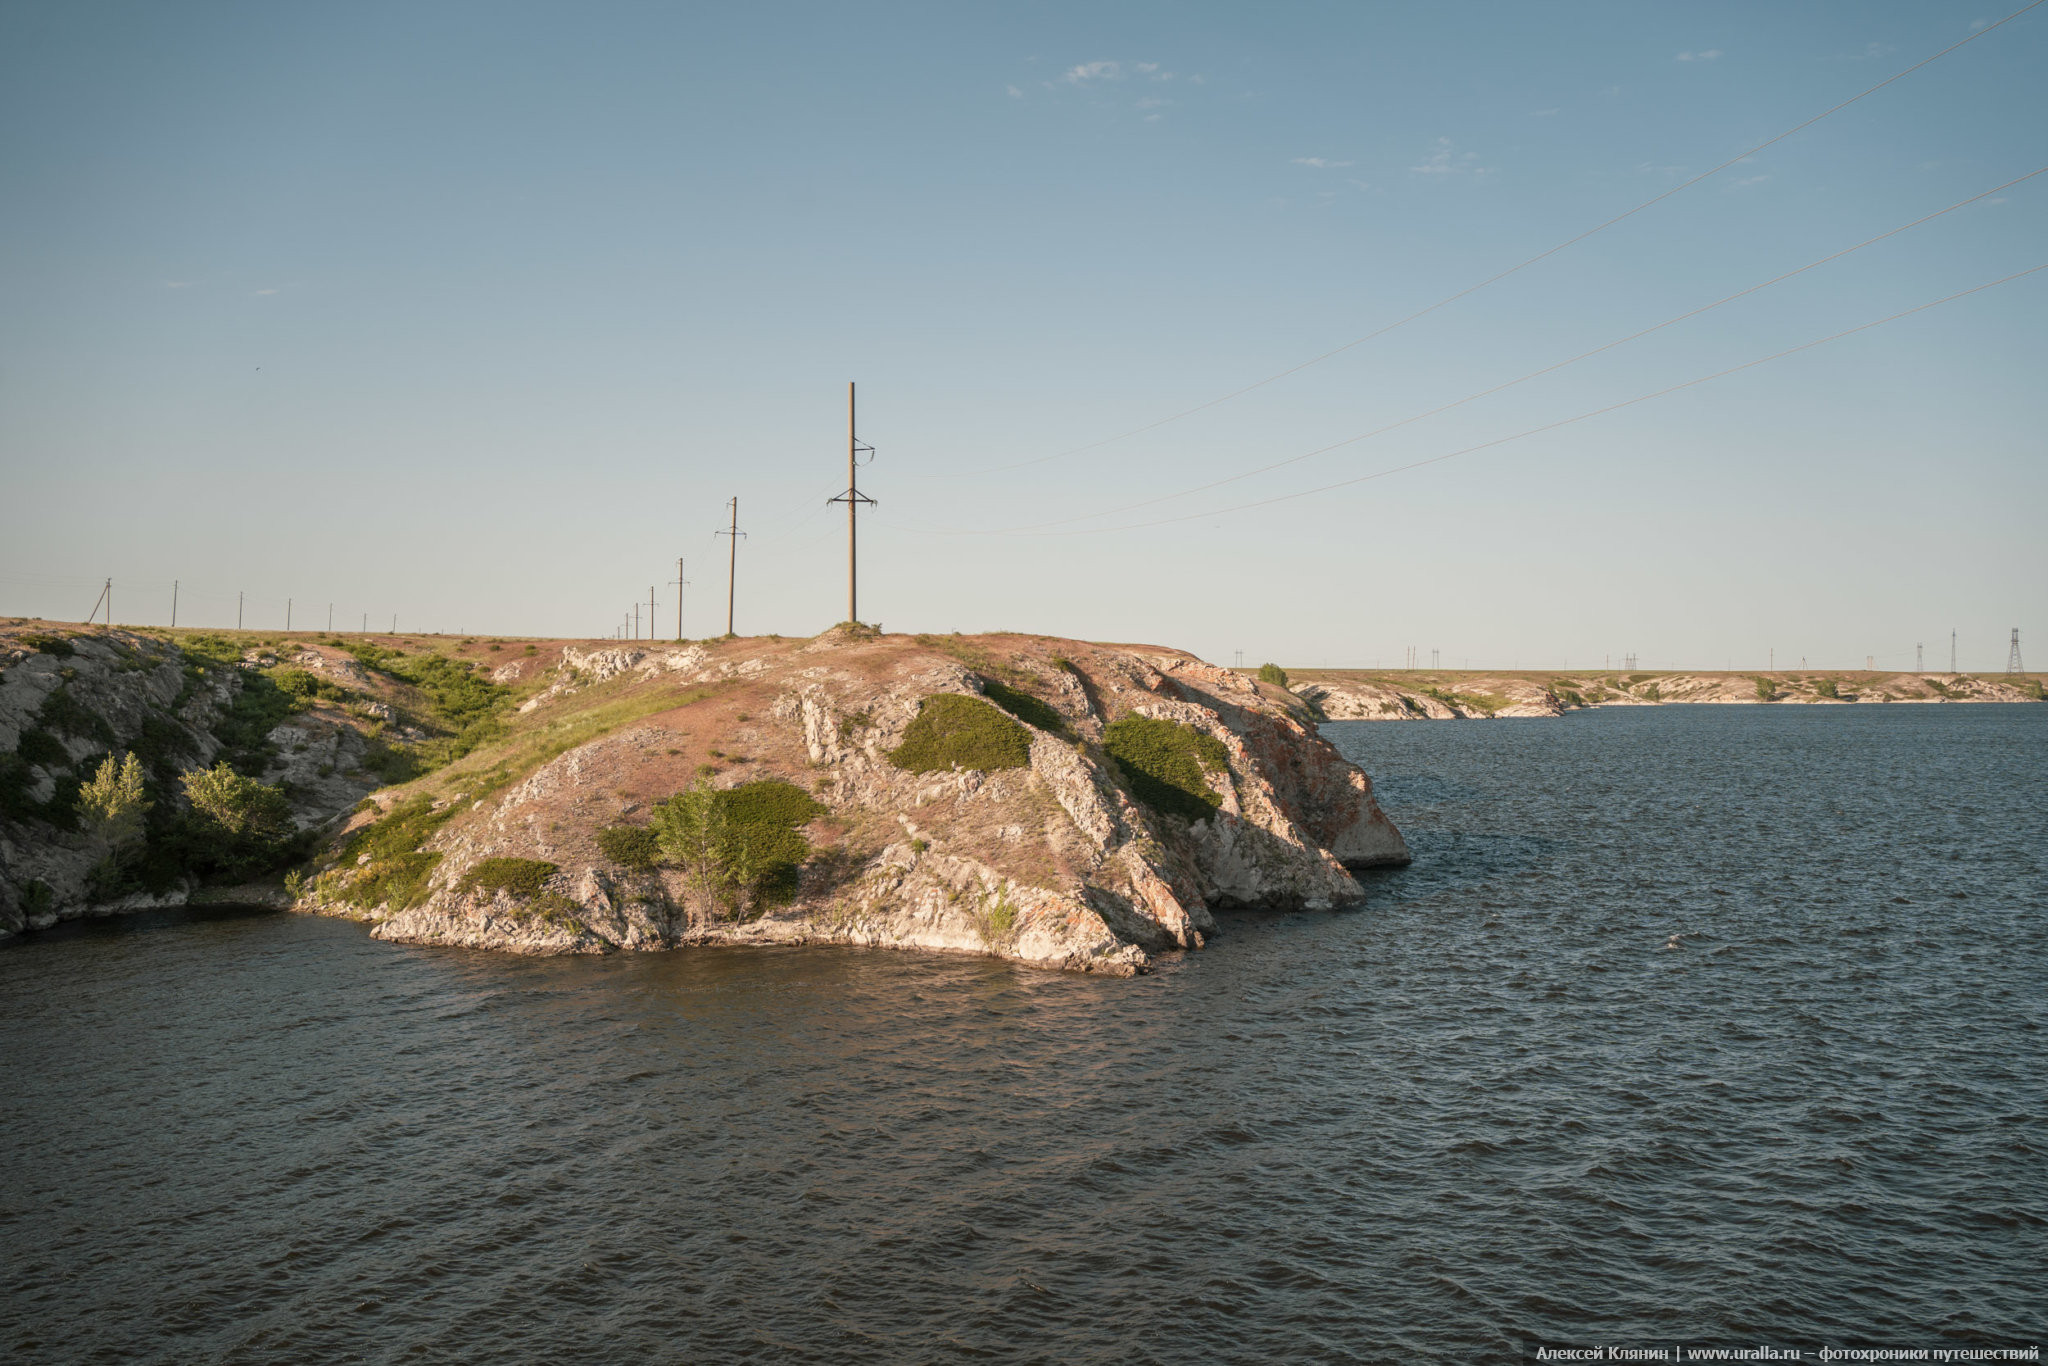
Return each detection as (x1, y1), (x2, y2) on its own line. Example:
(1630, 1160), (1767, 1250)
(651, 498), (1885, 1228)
(896, 263), (2043, 537)
(993, 167), (2044, 532)
(957, 0), (2046, 478)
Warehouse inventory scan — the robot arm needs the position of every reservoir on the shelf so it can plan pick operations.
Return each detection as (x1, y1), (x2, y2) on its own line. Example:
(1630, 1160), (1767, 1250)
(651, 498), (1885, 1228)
(3, 704), (2041, 1361)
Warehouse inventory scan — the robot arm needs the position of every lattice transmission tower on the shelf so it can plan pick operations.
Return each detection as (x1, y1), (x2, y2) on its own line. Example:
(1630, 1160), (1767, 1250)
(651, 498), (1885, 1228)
(2008, 628), (2024, 675)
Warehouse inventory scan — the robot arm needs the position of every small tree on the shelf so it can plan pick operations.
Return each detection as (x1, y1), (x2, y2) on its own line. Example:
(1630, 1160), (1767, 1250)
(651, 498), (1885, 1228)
(1815, 678), (1839, 698)
(180, 762), (296, 877)
(1755, 677), (1778, 702)
(1257, 662), (1290, 689)
(652, 779), (732, 906)
(77, 752), (151, 848)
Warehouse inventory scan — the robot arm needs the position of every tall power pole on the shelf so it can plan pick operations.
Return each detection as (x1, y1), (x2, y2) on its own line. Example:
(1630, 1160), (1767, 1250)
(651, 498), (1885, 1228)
(717, 497), (747, 637)
(829, 382), (877, 626)
(672, 558), (689, 641)
(2009, 629), (2024, 675)
(1951, 630), (1957, 674)
(648, 586), (657, 640)
(171, 581), (178, 629)
(1916, 643), (1923, 672)
(238, 592), (244, 630)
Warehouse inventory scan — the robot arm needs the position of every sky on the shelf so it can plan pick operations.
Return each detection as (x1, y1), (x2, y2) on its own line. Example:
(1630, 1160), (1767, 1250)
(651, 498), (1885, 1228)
(1, 0), (2042, 672)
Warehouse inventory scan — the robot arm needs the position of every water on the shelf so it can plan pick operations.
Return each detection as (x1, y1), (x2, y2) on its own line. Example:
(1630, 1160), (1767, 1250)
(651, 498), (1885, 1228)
(3, 705), (2042, 1362)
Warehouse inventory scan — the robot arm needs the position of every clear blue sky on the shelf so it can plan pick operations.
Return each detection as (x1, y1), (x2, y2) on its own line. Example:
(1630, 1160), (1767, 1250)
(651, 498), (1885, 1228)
(3, 0), (2041, 671)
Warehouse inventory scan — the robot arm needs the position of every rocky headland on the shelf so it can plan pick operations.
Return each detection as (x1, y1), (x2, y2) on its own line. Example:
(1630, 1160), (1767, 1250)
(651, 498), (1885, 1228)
(0, 622), (1407, 975)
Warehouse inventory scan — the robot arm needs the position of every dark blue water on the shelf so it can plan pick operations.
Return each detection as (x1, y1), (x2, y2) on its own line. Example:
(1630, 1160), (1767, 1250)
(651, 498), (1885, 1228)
(3, 706), (2042, 1362)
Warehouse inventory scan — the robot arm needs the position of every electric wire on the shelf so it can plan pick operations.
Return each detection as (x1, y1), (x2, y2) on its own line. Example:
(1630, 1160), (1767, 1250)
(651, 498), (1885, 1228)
(958, 0), (2046, 478)
(988, 167), (2044, 533)
(886, 262), (2045, 538)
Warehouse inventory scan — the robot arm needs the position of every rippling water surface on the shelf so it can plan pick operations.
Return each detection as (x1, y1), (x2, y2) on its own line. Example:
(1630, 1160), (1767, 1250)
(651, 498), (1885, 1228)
(3, 706), (2043, 1362)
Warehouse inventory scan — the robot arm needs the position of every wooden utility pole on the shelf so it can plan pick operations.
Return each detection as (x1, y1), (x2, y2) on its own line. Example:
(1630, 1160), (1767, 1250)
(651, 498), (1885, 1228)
(717, 497), (746, 636)
(647, 586), (657, 640)
(238, 592), (244, 630)
(828, 382), (876, 626)
(171, 581), (178, 628)
(287, 598), (292, 631)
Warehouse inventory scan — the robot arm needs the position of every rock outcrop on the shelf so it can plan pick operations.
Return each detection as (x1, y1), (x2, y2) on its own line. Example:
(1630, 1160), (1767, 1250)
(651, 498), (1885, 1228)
(1, 625), (387, 935)
(302, 631), (1408, 975)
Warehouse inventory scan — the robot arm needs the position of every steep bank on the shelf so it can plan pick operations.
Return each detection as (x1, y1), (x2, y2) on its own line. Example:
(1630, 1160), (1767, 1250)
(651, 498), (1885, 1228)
(0, 621), (545, 934)
(297, 630), (1407, 975)
(1289, 667), (2043, 721)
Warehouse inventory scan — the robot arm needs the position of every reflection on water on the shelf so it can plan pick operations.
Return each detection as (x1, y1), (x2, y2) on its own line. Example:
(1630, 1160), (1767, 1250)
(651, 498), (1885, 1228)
(2, 705), (2042, 1362)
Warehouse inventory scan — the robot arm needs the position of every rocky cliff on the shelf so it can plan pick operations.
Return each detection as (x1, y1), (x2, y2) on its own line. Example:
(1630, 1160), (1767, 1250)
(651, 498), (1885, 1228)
(297, 630), (1408, 976)
(0, 626), (399, 933)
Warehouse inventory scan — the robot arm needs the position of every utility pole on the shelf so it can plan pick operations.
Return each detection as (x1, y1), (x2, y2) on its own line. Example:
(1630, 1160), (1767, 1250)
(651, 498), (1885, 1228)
(171, 581), (178, 628)
(238, 592), (244, 630)
(648, 586), (657, 640)
(1916, 643), (1923, 672)
(672, 558), (690, 641)
(362, 612), (367, 634)
(1951, 630), (1957, 674)
(86, 579), (109, 626)
(2008, 629), (2024, 675)
(287, 598), (292, 631)
(328, 604), (334, 633)
(828, 382), (878, 626)
(633, 602), (640, 640)
(717, 497), (746, 637)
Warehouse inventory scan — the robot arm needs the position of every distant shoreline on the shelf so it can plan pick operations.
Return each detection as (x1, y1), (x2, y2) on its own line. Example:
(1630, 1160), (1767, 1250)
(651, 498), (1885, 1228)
(1275, 667), (2042, 721)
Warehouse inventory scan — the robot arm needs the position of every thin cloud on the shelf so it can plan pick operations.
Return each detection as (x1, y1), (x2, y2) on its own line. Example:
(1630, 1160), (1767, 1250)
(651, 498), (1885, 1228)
(1291, 156), (1354, 169)
(1970, 17), (1991, 30)
(254, 288), (278, 296)
(1731, 174), (1770, 188)
(1006, 83), (1023, 98)
(1676, 49), (1724, 62)
(1410, 137), (1491, 176)
(1060, 60), (1121, 83)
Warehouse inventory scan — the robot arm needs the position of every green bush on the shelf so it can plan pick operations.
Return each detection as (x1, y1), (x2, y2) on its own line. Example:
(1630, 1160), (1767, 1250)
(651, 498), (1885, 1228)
(597, 824), (661, 871)
(1103, 715), (1229, 824)
(179, 762), (297, 878)
(887, 694), (1031, 773)
(979, 679), (1069, 736)
(19, 633), (75, 657)
(1815, 678), (1839, 699)
(2023, 679), (2045, 701)
(458, 858), (560, 899)
(652, 777), (823, 916)
(213, 671), (298, 772)
(1257, 662), (1290, 688)
(36, 686), (116, 746)
(328, 796), (457, 909)
(1755, 677), (1778, 702)
(15, 729), (67, 768)
(344, 644), (510, 767)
